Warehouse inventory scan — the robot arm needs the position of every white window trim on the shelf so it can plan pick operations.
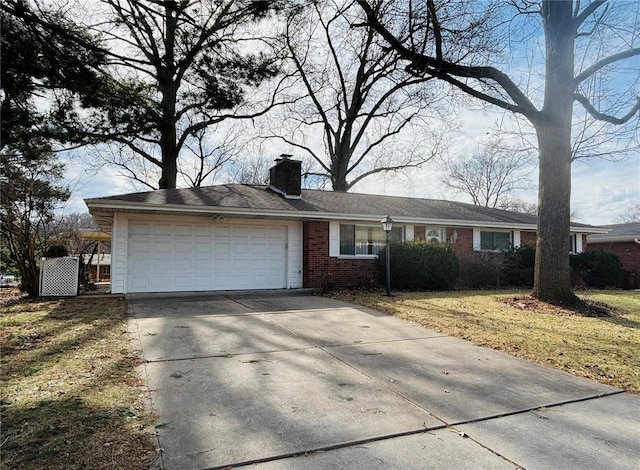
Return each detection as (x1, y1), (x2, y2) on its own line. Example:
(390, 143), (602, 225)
(569, 233), (584, 254)
(473, 229), (521, 252)
(330, 221), (404, 258)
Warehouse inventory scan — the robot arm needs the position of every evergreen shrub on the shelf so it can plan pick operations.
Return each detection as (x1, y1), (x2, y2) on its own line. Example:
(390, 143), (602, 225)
(376, 241), (459, 291)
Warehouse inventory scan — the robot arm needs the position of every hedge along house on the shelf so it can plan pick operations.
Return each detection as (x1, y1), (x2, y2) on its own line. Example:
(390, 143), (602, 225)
(85, 157), (605, 294)
(587, 222), (640, 289)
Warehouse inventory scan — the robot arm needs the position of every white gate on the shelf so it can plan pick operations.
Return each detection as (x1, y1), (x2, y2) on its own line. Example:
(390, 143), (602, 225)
(39, 257), (80, 296)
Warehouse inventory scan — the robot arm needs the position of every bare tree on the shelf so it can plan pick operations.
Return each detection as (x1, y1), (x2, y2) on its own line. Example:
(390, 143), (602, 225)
(440, 138), (534, 208)
(59, 0), (289, 189)
(615, 203), (640, 223)
(263, 0), (448, 191)
(358, 0), (640, 305)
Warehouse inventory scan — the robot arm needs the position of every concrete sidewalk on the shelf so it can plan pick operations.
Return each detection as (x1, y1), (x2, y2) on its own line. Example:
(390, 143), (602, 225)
(127, 290), (640, 470)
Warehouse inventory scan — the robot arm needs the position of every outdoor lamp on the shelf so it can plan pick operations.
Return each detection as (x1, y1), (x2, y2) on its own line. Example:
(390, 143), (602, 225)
(380, 215), (394, 233)
(380, 215), (394, 296)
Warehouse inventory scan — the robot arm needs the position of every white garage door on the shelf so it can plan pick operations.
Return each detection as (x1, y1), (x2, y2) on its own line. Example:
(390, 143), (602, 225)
(127, 221), (287, 293)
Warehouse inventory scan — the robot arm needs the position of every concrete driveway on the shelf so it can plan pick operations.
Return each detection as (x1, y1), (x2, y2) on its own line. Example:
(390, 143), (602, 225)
(127, 290), (640, 470)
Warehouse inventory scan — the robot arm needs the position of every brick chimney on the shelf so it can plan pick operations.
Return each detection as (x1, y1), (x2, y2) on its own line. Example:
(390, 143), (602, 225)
(269, 154), (302, 199)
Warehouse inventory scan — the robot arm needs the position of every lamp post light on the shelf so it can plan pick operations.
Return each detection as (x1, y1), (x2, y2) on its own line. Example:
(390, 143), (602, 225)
(380, 215), (394, 296)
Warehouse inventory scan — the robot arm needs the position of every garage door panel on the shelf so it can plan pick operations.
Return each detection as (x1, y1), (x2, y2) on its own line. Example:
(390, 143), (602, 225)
(174, 225), (192, 236)
(130, 223), (151, 235)
(153, 259), (172, 271)
(150, 276), (172, 289)
(214, 275), (230, 289)
(153, 224), (173, 236)
(215, 241), (231, 254)
(127, 221), (288, 293)
(175, 242), (192, 254)
(194, 242), (212, 254)
(195, 259), (212, 270)
(153, 241), (173, 254)
(130, 239), (152, 254)
(129, 277), (150, 290)
(175, 276), (193, 289)
(194, 276), (210, 287)
(175, 259), (191, 271)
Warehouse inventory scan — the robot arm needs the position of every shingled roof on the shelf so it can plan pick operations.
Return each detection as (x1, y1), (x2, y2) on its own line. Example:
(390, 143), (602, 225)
(587, 222), (640, 243)
(85, 184), (600, 233)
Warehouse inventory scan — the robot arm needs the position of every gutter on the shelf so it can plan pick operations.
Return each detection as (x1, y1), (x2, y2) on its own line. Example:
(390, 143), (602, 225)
(588, 235), (640, 243)
(84, 199), (608, 234)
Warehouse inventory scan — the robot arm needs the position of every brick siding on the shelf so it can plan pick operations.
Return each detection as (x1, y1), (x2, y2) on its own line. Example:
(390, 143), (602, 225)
(445, 227), (473, 254)
(586, 241), (640, 273)
(303, 221), (377, 289)
(521, 231), (537, 246)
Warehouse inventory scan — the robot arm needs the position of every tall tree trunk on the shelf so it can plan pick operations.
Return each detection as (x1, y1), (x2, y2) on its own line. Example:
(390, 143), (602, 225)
(533, 122), (575, 304)
(331, 151), (351, 191)
(159, 125), (178, 189)
(531, 1), (577, 305)
(158, 3), (178, 190)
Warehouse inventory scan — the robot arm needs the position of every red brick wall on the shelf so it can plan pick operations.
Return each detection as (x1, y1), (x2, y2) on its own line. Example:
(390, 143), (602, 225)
(86, 265), (111, 282)
(446, 227), (474, 254)
(586, 241), (640, 273)
(303, 221), (377, 288)
(521, 231), (537, 246)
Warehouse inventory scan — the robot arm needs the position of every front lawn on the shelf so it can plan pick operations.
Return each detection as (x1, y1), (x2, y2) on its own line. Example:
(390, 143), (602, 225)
(0, 292), (157, 469)
(328, 289), (640, 393)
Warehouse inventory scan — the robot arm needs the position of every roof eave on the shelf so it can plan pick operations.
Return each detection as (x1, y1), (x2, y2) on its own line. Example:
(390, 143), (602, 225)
(587, 235), (640, 243)
(85, 198), (606, 234)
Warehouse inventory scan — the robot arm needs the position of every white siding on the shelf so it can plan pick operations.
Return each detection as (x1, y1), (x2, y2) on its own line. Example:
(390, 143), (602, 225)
(287, 221), (303, 288)
(111, 213), (127, 294)
(329, 221), (340, 257)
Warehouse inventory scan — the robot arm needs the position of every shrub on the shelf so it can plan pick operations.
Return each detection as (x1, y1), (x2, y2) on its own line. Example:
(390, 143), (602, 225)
(457, 251), (505, 288)
(457, 244), (536, 289)
(502, 244), (536, 287)
(570, 249), (623, 288)
(376, 241), (459, 291)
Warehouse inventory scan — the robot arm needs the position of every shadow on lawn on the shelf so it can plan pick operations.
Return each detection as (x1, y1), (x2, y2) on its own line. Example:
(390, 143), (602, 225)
(0, 296), (157, 469)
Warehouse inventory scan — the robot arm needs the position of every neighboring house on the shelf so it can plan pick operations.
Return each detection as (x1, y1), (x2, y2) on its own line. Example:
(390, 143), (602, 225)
(78, 230), (112, 282)
(81, 253), (112, 282)
(85, 157), (605, 294)
(587, 222), (640, 288)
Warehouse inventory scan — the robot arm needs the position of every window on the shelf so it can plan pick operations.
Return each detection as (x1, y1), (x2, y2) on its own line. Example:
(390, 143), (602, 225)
(480, 231), (511, 251)
(101, 266), (111, 276)
(339, 224), (402, 256)
(425, 228), (444, 243)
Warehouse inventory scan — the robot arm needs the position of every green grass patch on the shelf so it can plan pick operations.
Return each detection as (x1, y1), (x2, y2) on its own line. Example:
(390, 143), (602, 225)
(0, 293), (157, 469)
(328, 289), (640, 393)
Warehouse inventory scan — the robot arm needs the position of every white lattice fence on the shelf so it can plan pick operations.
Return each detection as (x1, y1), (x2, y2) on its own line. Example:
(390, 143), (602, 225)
(39, 257), (80, 296)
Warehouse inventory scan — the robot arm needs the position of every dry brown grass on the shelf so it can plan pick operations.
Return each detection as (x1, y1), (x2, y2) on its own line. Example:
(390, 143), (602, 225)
(0, 290), (157, 469)
(328, 289), (640, 393)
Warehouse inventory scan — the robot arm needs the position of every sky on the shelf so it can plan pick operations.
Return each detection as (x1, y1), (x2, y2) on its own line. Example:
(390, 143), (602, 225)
(60, 105), (639, 226)
(55, 0), (640, 227)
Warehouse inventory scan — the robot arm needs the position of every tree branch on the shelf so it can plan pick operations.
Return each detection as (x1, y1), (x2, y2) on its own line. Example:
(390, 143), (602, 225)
(357, 1), (539, 117)
(573, 48), (640, 86)
(574, 94), (640, 124)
